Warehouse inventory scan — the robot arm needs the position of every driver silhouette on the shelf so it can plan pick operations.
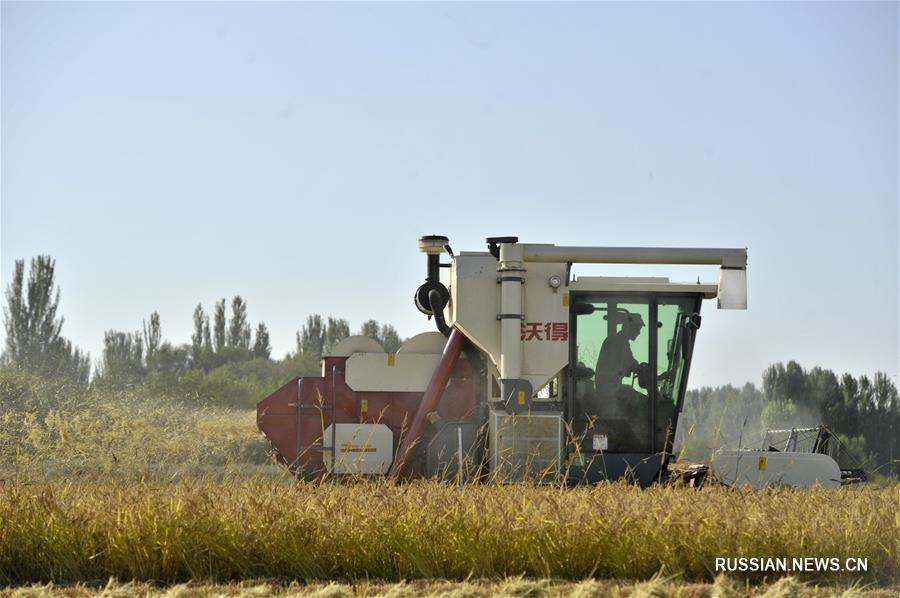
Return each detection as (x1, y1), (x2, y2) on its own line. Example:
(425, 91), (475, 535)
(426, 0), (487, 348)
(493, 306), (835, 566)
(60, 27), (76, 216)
(594, 312), (647, 418)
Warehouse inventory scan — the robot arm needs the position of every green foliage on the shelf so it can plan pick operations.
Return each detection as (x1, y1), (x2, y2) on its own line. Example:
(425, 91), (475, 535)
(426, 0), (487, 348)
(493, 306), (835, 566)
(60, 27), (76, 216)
(359, 319), (403, 352)
(191, 303), (209, 366)
(4, 254), (408, 401)
(150, 341), (191, 376)
(833, 432), (873, 470)
(227, 296), (251, 350)
(96, 310), (167, 387)
(90, 295), (349, 405)
(360, 319), (380, 341)
(380, 323), (402, 353)
(213, 298), (226, 353)
(298, 314), (325, 359)
(324, 316), (350, 354)
(760, 399), (798, 430)
(279, 349), (322, 378)
(173, 357), (295, 409)
(48, 338), (91, 385)
(1, 256), (90, 384)
(142, 311), (161, 364)
(98, 330), (145, 386)
(252, 322), (271, 359)
(678, 383), (764, 459)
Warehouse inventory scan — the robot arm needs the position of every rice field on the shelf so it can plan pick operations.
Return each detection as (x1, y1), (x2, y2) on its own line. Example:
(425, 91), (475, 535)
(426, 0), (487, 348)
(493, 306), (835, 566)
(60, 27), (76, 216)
(0, 480), (897, 586)
(0, 372), (274, 483)
(1, 372), (897, 593)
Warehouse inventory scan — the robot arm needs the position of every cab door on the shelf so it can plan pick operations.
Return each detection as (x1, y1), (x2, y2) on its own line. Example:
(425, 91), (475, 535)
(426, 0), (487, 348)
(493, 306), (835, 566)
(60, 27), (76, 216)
(568, 293), (701, 458)
(570, 295), (652, 454)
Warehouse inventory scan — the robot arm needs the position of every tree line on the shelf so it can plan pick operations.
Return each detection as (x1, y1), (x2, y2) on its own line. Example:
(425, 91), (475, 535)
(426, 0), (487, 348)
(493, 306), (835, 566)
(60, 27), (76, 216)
(1, 256), (404, 406)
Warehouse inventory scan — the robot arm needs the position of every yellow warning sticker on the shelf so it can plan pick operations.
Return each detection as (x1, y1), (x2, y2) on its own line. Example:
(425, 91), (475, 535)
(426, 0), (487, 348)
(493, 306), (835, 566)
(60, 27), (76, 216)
(387, 354), (395, 366)
(562, 292), (569, 307)
(758, 456), (767, 471)
(517, 391), (526, 405)
(360, 399), (368, 413)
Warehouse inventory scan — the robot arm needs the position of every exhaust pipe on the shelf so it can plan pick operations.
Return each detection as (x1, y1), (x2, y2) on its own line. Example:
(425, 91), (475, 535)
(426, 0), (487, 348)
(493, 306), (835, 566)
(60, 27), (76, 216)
(414, 235), (451, 336)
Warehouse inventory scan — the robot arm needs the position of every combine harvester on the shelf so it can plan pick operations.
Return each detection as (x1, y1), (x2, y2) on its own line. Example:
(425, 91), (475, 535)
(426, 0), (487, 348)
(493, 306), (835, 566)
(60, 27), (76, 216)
(258, 235), (852, 487)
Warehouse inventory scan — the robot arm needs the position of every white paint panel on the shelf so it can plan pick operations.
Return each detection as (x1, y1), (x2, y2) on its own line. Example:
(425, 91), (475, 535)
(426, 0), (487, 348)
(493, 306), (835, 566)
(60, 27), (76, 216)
(345, 353), (442, 392)
(397, 331), (446, 354)
(570, 277), (719, 298)
(329, 335), (384, 356)
(712, 449), (841, 488)
(520, 263), (569, 396)
(323, 423), (393, 474)
(718, 268), (748, 309)
(449, 253), (500, 369)
(451, 255), (568, 396)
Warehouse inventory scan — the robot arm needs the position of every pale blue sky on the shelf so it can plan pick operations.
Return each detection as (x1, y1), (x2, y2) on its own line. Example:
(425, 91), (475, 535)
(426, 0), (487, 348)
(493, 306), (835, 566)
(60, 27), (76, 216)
(2, 1), (898, 388)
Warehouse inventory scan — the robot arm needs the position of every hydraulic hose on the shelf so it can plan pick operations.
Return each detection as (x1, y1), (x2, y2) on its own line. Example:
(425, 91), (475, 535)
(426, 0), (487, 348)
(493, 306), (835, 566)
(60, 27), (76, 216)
(429, 288), (451, 337)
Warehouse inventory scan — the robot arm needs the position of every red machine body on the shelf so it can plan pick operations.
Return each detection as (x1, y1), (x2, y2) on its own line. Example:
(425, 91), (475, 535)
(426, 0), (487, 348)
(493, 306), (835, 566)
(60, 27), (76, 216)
(256, 335), (478, 479)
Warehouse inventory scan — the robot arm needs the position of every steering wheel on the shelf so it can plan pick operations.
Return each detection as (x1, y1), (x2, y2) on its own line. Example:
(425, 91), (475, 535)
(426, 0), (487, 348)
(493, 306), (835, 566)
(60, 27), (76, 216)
(635, 363), (674, 393)
(636, 362), (651, 390)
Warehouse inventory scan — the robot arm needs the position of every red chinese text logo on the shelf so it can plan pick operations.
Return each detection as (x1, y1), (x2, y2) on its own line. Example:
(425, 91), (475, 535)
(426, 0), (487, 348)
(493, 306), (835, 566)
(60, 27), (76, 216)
(520, 322), (568, 341)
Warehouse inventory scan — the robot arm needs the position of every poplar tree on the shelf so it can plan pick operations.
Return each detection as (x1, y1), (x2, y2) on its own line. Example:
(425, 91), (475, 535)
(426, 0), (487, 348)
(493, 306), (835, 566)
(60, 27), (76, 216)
(299, 314), (325, 358)
(228, 296), (251, 350)
(324, 317), (350, 354)
(252, 322), (272, 359)
(100, 330), (144, 383)
(2, 256), (90, 383)
(213, 299), (226, 353)
(191, 304), (207, 365)
(143, 312), (161, 370)
(360, 320), (380, 343)
(379, 324), (402, 353)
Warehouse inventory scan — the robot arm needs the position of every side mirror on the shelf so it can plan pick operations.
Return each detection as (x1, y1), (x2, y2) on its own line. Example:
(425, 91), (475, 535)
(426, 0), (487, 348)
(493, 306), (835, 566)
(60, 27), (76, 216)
(681, 313), (700, 356)
(688, 313), (702, 330)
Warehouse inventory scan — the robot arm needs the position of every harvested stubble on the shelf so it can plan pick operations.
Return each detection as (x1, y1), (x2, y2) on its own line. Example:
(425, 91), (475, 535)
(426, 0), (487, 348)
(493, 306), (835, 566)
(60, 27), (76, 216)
(0, 480), (896, 586)
(3, 575), (900, 597)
